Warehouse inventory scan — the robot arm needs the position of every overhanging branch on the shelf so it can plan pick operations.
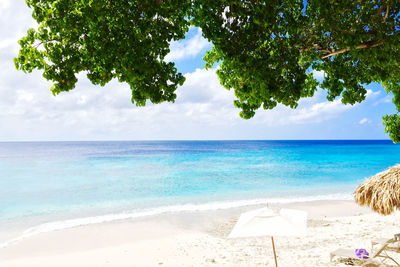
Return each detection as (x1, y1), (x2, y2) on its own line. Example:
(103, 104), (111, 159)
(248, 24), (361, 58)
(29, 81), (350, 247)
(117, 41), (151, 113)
(321, 40), (384, 59)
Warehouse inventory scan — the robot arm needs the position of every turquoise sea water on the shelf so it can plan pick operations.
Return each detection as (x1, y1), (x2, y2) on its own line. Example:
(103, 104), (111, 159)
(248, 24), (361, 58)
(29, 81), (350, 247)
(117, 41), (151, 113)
(0, 140), (399, 244)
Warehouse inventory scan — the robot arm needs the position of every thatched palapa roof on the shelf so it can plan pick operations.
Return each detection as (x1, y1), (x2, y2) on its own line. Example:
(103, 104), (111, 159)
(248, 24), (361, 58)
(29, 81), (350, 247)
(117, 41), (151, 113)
(354, 165), (400, 215)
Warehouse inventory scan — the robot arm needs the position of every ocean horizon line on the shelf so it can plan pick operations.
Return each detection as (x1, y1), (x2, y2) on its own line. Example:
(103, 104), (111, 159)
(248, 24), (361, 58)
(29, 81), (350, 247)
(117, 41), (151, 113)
(0, 139), (393, 143)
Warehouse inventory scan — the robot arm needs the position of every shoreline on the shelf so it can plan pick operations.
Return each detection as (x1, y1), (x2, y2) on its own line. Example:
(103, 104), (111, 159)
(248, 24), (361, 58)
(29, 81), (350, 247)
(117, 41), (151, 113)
(0, 193), (354, 248)
(3, 199), (397, 267)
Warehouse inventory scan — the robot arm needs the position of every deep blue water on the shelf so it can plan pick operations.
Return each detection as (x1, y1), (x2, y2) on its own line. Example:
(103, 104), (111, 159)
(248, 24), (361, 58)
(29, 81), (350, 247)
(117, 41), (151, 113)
(0, 140), (398, 240)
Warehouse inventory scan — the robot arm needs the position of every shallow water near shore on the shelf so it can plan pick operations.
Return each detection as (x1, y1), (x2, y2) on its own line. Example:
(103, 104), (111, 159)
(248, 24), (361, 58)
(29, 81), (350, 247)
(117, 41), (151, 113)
(0, 140), (399, 244)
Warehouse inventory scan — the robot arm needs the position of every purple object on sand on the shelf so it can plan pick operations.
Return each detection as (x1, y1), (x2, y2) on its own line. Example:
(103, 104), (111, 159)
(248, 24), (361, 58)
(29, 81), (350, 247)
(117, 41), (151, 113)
(355, 248), (369, 259)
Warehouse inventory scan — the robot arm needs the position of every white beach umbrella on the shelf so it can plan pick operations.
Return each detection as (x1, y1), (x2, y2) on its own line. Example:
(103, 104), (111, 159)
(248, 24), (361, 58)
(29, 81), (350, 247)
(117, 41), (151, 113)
(229, 207), (307, 267)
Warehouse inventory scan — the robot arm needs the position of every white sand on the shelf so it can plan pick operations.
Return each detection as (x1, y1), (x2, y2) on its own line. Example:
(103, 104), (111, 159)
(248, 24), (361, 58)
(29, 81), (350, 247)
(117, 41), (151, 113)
(1, 200), (400, 267)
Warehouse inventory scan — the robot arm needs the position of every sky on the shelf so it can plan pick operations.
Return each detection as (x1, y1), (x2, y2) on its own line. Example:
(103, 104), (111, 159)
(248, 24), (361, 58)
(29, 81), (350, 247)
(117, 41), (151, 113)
(0, 1), (397, 141)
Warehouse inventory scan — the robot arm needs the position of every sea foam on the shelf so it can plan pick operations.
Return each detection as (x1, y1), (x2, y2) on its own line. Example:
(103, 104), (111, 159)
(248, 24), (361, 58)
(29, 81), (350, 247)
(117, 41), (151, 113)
(0, 193), (351, 248)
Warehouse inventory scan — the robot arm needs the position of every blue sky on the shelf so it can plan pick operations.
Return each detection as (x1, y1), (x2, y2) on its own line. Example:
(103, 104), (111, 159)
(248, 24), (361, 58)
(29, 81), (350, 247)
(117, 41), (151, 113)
(0, 1), (396, 141)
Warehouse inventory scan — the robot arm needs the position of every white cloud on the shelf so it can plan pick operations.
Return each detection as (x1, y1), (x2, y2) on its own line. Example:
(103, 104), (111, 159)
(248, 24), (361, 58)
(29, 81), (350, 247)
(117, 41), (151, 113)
(359, 118), (370, 125)
(177, 68), (232, 103)
(364, 89), (394, 107)
(0, 65), (234, 140)
(253, 92), (368, 126)
(0, 0), (9, 11)
(0, 61), (361, 140)
(165, 28), (211, 62)
(280, 89), (382, 125)
(0, 38), (17, 50)
(312, 70), (325, 80)
(373, 95), (392, 106)
(286, 99), (354, 124)
(366, 89), (381, 99)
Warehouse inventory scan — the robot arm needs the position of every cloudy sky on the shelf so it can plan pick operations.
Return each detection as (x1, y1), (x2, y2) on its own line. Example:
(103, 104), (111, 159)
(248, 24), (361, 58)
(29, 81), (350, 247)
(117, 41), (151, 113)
(0, 1), (396, 141)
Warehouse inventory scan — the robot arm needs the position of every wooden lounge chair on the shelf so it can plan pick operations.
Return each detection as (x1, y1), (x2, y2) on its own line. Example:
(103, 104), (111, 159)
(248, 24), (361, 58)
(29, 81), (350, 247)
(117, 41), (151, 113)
(372, 237), (400, 253)
(330, 238), (400, 266)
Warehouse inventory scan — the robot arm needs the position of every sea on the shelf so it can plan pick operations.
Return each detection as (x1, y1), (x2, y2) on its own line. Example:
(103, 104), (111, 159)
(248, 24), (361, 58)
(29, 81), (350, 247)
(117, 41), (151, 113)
(0, 140), (399, 246)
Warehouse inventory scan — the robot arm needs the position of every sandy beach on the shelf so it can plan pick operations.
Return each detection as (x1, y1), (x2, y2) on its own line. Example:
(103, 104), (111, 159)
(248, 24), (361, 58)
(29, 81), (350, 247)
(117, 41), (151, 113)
(1, 200), (400, 267)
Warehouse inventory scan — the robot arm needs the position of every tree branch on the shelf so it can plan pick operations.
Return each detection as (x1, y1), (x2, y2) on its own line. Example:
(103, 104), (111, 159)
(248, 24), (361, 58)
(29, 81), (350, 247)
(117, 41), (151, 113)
(300, 44), (332, 53)
(34, 40), (56, 48)
(300, 44), (319, 52)
(383, 6), (390, 23)
(321, 40), (384, 59)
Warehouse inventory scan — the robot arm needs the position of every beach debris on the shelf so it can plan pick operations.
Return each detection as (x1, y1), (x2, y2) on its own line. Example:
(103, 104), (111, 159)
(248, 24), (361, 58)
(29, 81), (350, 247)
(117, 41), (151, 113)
(205, 258), (216, 263)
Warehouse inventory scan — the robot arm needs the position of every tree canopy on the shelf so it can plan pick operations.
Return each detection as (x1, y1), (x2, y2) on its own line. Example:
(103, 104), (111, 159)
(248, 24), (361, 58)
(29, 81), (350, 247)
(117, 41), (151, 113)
(15, 0), (400, 142)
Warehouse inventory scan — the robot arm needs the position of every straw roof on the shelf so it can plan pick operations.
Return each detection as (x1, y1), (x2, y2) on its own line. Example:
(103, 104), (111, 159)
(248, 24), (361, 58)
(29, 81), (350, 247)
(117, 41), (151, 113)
(354, 165), (400, 215)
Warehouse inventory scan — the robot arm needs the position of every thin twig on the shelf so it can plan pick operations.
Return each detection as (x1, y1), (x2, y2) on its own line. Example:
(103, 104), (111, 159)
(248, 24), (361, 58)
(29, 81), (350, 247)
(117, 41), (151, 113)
(383, 6), (390, 23)
(34, 40), (56, 48)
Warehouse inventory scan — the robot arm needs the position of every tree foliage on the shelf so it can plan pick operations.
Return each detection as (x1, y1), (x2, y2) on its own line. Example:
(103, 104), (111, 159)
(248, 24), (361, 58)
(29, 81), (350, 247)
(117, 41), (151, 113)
(16, 0), (400, 142)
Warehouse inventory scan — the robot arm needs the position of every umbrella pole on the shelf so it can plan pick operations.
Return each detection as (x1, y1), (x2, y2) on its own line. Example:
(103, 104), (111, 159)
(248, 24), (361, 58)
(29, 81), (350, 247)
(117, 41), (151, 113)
(271, 236), (278, 267)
